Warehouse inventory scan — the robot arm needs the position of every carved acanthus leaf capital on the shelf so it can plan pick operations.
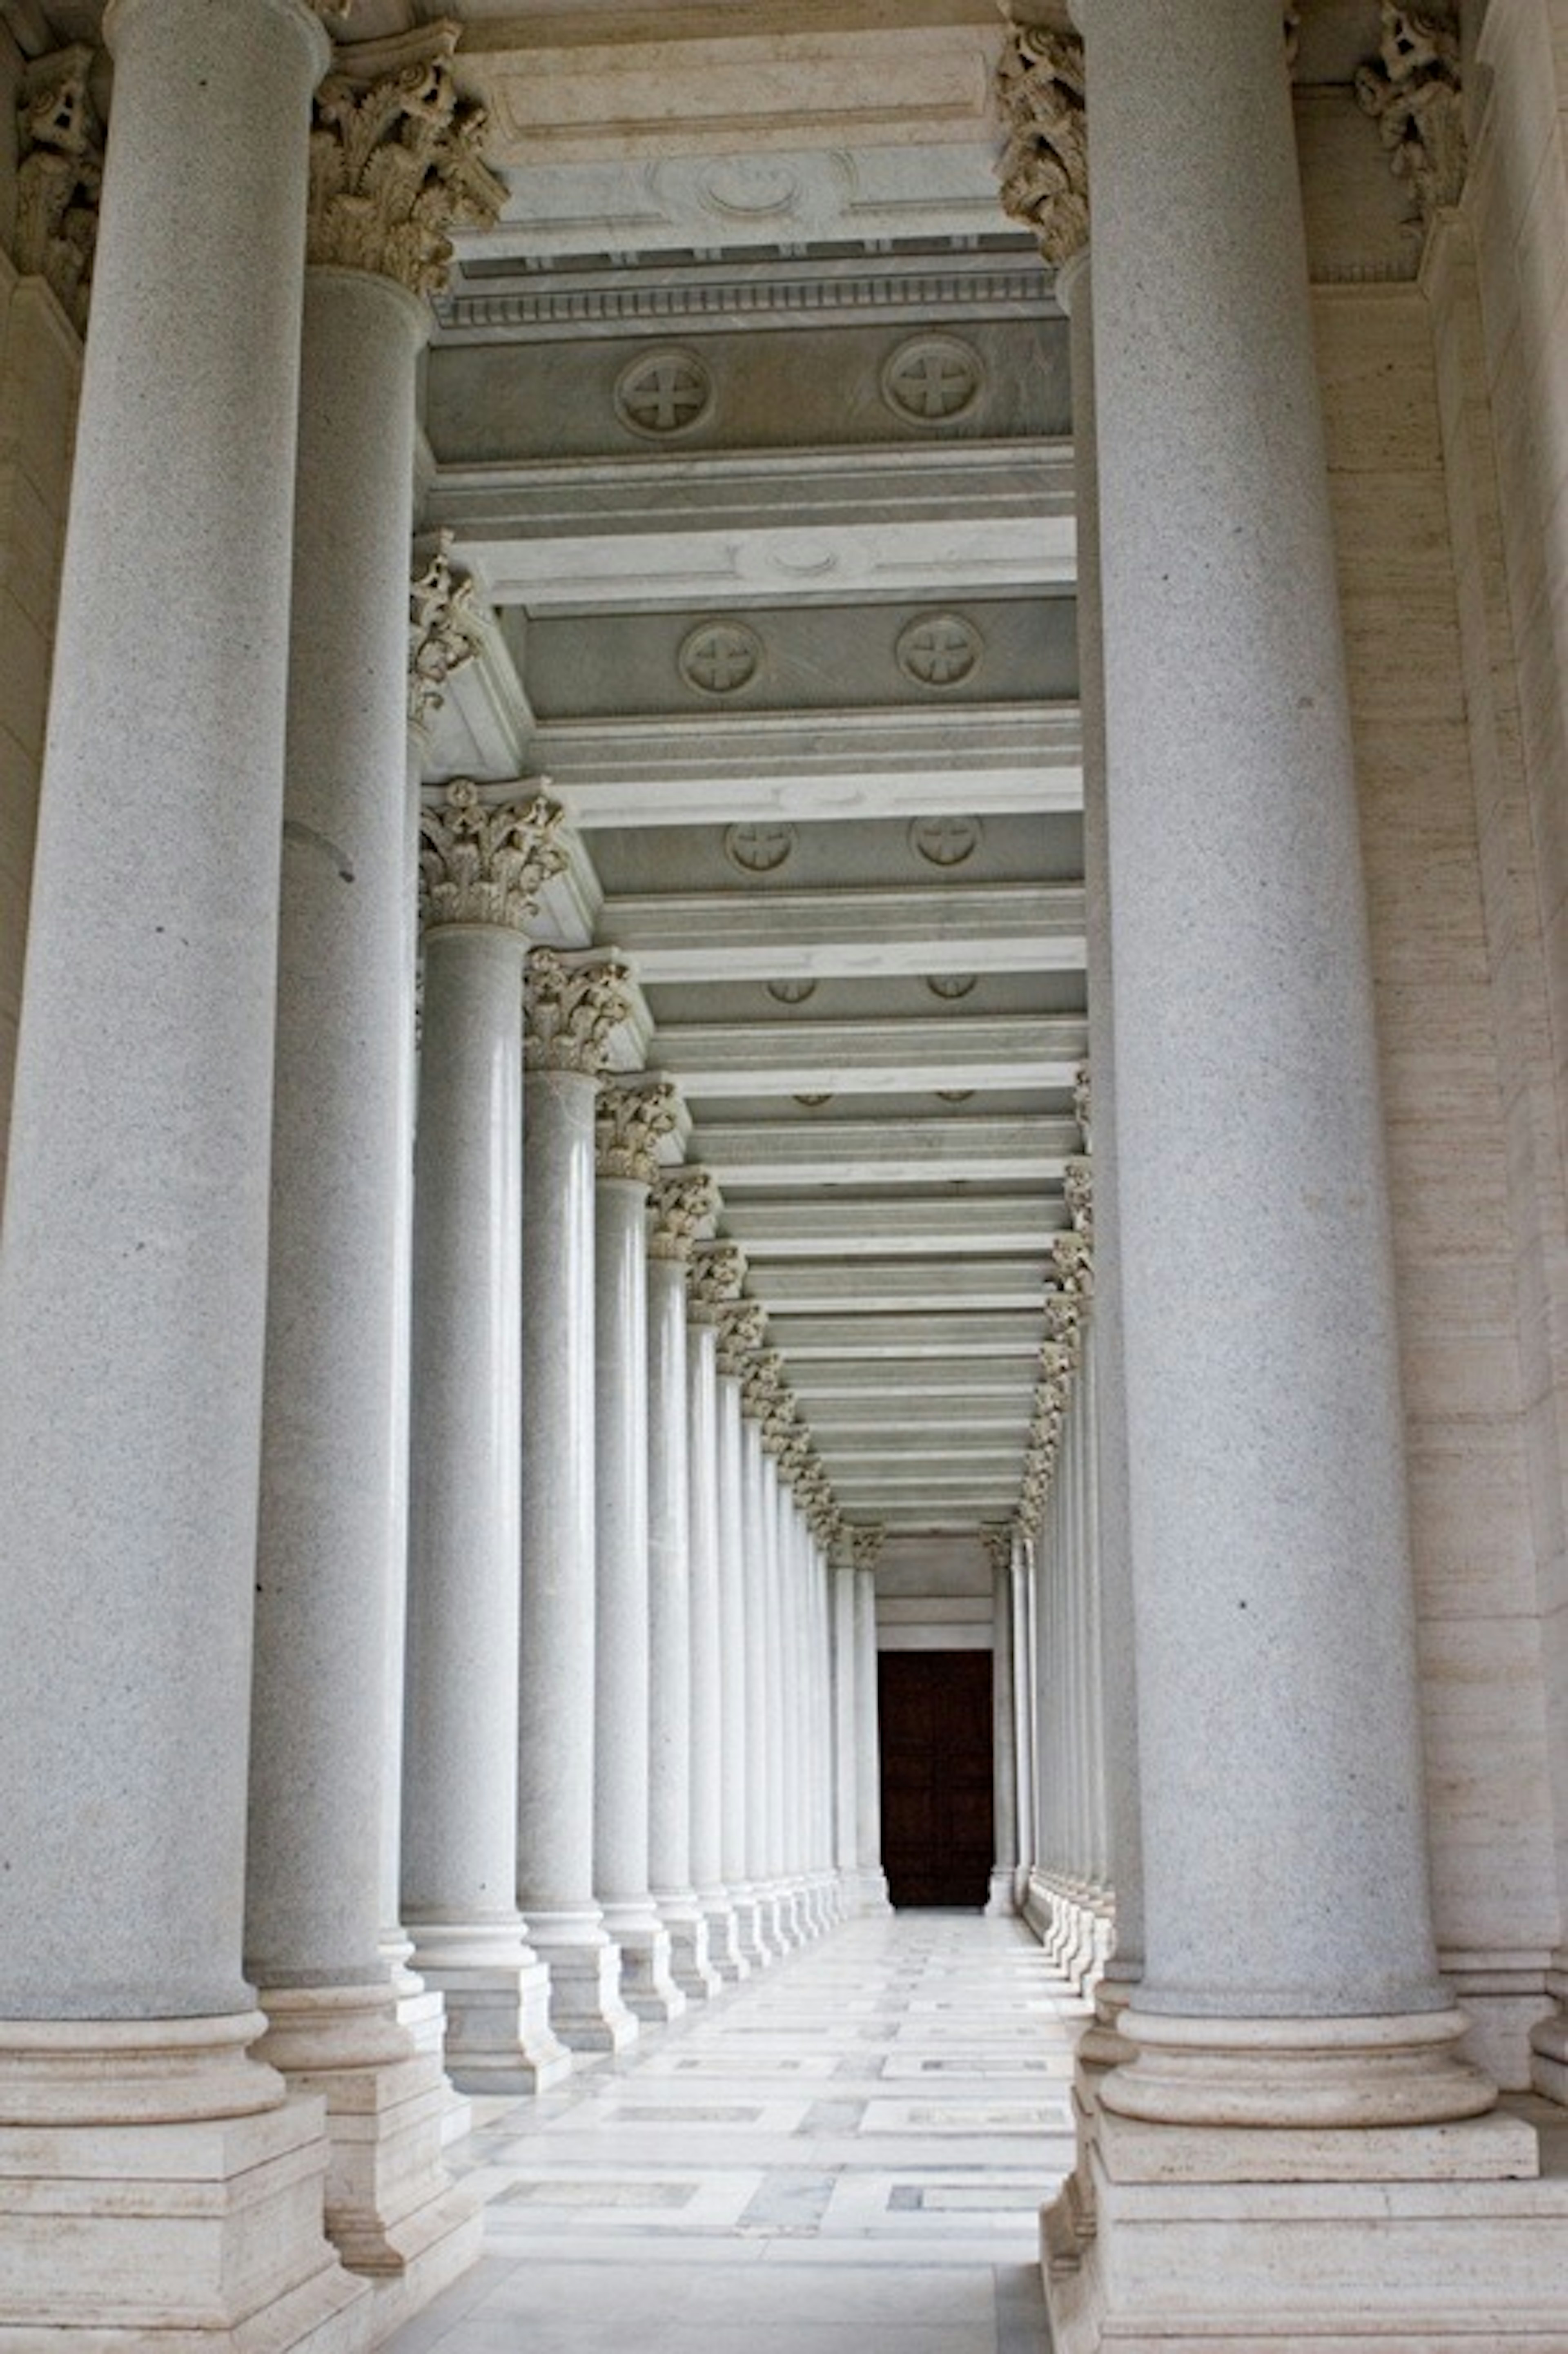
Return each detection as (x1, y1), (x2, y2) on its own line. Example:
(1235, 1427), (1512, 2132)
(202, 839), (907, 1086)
(1064, 1155), (1094, 1241)
(1073, 1059), (1092, 1148)
(776, 1430), (813, 1487)
(981, 1523), (1013, 1578)
(309, 22), (505, 296)
(13, 47), (102, 332)
(596, 1078), (682, 1186)
(741, 1348), (786, 1424)
(851, 1525), (886, 1576)
(410, 532), (487, 728)
(716, 1297), (768, 1378)
(761, 1389), (800, 1459)
(688, 1240), (748, 1325)
(523, 949), (632, 1077)
(649, 1167), (719, 1261)
(1043, 1290), (1083, 1353)
(1355, 2), (1466, 224)
(1051, 1228), (1094, 1303)
(994, 21), (1088, 269)
(419, 780), (566, 934)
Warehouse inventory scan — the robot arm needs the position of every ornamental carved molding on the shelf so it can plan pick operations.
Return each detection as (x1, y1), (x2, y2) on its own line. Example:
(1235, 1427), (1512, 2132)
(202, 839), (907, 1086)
(851, 1525), (886, 1575)
(994, 22), (1088, 269)
(409, 533), (487, 729)
(716, 1297), (768, 1378)
(688, 1240), (748, 1326)
(13, 47), (102, 333)
(648, 1167), (719, 1263)
(309, 23), (505, 296)
(981, 1523), (1013, 1579)
(741, 1347), (786, 1425)
(418, 780), (566, 934)
(1064, 1155), (1093, 1242)
(596, 1077), (682, 1187)
(1355, 2), (1466, 226)
(523, 949), (632, 1077)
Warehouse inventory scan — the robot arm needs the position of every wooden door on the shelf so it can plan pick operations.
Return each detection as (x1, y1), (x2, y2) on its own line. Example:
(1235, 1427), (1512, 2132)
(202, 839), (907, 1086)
(877, 1649), (995, 1908)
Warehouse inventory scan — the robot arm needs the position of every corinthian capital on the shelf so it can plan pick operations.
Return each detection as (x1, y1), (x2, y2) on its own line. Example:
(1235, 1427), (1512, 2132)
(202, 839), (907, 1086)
(419, 780), (566, 934)
(741, 1348), (786, 1425)
(981, 1523), (1013, 1579)
(1064, 1155), (1093, 1241)
(688, 1241), (748, 1326)
(716, 1297), (768, 1378)
(523, 949), (632, 1077)
(596, 1078), (681, 1187)
(13, 47), (102, 332)
(851, 1525), (886, 1576)
(410, 533), (486, 729)
(309, 23), (505, 295)
(648, 1167), (719, 1262)
(994, 22), (1088, 268)
(1355, 2), (1466, 224)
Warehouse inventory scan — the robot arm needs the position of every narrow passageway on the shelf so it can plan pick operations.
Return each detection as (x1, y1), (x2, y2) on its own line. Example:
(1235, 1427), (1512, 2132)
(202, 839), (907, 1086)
(385, 1915), (1083, 2354)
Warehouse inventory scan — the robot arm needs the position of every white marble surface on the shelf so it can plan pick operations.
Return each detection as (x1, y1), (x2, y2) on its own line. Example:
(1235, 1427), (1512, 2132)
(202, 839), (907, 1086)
(378, 1915), (1080, 2354)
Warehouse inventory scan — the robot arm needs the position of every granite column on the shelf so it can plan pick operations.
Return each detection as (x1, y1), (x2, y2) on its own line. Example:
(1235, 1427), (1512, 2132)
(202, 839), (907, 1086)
(688, 1241), (750, 1978)
(647, 1168), (724, 2000)
(851, 1529), (892, 1912)
(519, 948), (639, 2052)
(401, 782), (571, 2095)
(718, 1297), (769, 1964)
(985, 1525), (1020, 1917)
(0, 0), (374, 2336)
(594, 1079), (686, 2025)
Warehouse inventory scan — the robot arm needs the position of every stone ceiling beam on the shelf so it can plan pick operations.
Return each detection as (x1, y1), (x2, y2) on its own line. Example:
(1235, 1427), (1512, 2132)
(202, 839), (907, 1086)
(611, 883), (1082, 983)
(757, 1259), (1047, 1313)
(531, 707), (1082, 827)
(696, 1111), (1076, 1187)
(764, 1309), (1045, 1359)
(655, 1012), (1082, 1096)
(722, 1195), (1063, 1257)
(791, 1362), (1036, 1401)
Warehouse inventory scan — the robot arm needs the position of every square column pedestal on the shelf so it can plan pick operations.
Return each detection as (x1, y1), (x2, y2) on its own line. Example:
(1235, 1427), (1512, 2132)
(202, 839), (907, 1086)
(0, 2015), (373, 2352)
(1045, 2084), (1568, 2352)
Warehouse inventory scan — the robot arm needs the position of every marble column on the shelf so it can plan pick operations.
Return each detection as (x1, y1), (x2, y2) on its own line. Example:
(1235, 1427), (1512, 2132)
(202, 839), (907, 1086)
(1011, 1529), (1038, 1907)
(647, 1168), (723, 2000)
(984, 1525), (1020, 1917)
(739, 1364), (786, 1959)
(0, 0), (376, 2339)
(247, 33), (506, 2300)
(401, 781), (571, 2095)
(832, 1547), (862, 1907)
(1058, 243), (1145, 2013)
(519, 947), (639, 2053)
(851, 1528), (892, 1912)
(718, 1296), (769, 1964)
(595, 1077), (686, 2025)
(1074, 0), (1491, 2134)
(769, 1416), (811, 1940)
(808, 1511), (845, 1921)
(688, 1241), (750, 1978)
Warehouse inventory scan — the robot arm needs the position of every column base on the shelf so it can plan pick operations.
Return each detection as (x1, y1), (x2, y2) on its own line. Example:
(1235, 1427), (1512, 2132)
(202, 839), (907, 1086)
(730, 1886), (774, 1969)
(0, 2011), (372, 2351)
(600, 1906), (687, 2026)
(1044, 2099), (1568, 2354)
(854, 1868), (893, 1917)
(699, 1894), (750, 1984)
(389, 1956), (472, 2145)
(254, 1983), (482, 2329)
(407, 1919), (573, 2094)
(526, 1916), (639, 2053)
(658, 1895), (724, 2002)
(985, 1867), (1018, 1918)
(778, 1878), (813, 1944)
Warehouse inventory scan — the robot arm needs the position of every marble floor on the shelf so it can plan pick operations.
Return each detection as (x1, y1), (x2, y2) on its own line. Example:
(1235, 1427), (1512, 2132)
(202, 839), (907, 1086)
(384, 1910), (1085, 2354)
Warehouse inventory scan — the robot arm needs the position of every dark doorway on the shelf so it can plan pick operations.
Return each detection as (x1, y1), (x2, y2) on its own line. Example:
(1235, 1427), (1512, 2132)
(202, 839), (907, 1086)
(877, 1648), (994, 1908)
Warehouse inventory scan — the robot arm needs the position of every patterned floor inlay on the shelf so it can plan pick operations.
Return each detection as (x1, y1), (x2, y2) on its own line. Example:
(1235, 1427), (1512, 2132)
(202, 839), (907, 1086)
(382, 1912), (1085, 2354)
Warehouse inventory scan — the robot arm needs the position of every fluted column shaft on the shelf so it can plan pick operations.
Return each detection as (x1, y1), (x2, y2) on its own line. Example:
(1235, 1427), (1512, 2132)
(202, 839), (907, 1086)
(1080, 0), (1483, 2124)
(403, 795), (569, 2092)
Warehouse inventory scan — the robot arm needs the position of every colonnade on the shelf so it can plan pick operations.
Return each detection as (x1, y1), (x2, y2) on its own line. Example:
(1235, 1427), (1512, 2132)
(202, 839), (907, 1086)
(0, 9), (882, 2342)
